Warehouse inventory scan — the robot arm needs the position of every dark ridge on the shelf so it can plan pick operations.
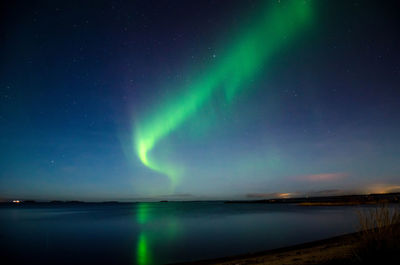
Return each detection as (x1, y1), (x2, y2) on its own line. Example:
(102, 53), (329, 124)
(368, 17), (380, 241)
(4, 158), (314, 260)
(21, 200), (36, 203)
(225, 193), (400, 205)
(50, 200), (64, 203)
(100, 201), (120, 204)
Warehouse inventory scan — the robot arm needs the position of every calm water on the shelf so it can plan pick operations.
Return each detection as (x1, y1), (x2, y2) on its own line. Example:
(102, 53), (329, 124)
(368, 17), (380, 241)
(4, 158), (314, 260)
(0, 202), (364, 265)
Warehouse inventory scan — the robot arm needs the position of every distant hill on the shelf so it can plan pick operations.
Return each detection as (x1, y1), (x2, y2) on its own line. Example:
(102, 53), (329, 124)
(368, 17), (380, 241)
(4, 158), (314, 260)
(225, 193), (400, 205)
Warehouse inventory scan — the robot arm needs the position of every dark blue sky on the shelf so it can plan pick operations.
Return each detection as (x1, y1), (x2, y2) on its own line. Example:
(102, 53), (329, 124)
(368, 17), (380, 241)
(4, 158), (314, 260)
(1, 0), (400, 201)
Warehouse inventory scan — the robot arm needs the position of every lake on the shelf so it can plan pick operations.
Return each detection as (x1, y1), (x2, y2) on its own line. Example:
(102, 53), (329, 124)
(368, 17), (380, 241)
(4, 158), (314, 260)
(0, 202), (364, 264)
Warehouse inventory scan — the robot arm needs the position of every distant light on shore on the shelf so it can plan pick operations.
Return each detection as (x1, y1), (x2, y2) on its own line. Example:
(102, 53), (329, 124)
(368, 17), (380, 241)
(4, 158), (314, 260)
(12, 200), (20, 203)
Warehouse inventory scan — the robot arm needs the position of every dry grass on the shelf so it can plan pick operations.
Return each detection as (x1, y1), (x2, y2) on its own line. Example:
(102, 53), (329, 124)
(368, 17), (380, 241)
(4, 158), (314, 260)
(354, 205), (400, 263)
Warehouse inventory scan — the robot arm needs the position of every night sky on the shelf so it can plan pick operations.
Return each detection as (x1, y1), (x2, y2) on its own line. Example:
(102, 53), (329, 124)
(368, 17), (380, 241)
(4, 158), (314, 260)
(1, 0), (400, 201)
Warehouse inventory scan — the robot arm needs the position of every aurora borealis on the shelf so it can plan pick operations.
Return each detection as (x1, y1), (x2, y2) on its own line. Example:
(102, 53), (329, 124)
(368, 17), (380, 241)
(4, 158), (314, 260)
(1, 0), (400, 201)
(134, 1), (313, 188)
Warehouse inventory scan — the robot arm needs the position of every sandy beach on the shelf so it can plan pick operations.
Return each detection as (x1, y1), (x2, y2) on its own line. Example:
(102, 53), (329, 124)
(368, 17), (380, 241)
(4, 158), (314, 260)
(179, 233), (359, 265)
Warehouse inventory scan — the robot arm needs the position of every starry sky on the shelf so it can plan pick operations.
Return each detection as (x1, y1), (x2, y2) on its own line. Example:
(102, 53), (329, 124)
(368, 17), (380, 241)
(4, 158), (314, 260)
(1, 0), (400, 201)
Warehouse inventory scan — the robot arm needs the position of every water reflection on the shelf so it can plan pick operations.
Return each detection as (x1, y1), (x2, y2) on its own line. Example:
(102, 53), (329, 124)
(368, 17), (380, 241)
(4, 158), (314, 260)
(0, 202), (362, 265)
(136, 203), (152, 265)
(137, 233), (151, 265)
(135, 203), (180, 265)
(137, 203), (150, 224)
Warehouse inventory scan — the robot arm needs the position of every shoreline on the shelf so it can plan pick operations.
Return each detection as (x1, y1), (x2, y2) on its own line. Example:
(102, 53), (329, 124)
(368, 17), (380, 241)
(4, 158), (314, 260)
(2, 192), (400, 204)
(174, 232), (360, 265)
(225, 192), (400, 206)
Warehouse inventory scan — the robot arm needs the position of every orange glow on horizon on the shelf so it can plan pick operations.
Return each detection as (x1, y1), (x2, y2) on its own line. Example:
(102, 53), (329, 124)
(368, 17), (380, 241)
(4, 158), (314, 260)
(365, 184), (400, 195)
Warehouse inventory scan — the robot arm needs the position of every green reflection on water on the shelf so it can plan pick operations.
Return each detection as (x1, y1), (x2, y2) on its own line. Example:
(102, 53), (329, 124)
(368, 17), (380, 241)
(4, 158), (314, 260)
(137, 202), (150, 224)
(136, 203), (152, 265)
(137, 233), (151, 265)
(134, 203), (181, 265)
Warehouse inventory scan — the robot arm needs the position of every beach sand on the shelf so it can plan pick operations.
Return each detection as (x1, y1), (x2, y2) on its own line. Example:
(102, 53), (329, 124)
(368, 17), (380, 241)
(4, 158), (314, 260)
(179, 233), (359, 265)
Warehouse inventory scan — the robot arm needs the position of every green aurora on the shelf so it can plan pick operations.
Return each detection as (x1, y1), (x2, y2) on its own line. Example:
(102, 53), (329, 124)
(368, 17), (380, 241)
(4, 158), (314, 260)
(133, 1), (314, 188)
